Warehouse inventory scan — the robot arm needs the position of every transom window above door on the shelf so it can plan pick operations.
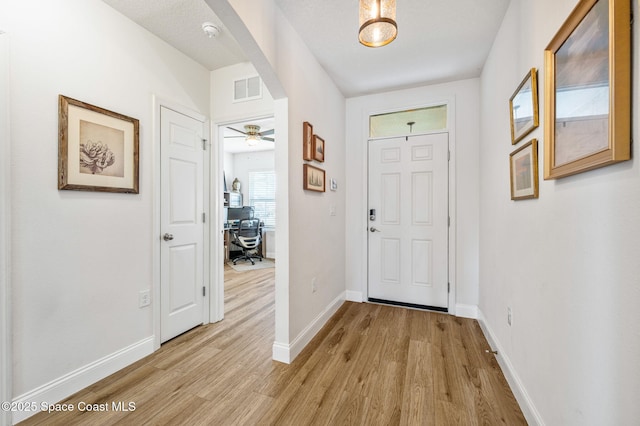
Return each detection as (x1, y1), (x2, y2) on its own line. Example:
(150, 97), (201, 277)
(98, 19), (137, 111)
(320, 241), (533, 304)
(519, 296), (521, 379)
(369, 104), (447, 138)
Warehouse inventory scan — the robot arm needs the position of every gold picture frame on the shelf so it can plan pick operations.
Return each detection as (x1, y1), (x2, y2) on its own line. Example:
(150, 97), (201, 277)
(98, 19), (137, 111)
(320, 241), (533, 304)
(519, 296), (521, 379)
(58, 95), (139, 193)
(303, 121), (313, 161)
(303, 164), (325, 192)
(510, 139), (539, 200)
(543, 0), (630, 180)
(509, 68), (539, 145)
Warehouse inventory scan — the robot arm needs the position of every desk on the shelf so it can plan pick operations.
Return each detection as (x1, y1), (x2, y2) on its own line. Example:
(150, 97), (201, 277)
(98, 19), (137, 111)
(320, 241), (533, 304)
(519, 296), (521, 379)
(224, 223), (264, 263)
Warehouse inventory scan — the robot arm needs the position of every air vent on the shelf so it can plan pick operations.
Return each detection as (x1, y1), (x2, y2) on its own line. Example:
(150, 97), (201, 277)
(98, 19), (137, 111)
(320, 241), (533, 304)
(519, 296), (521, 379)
(233, 76), (262, 102)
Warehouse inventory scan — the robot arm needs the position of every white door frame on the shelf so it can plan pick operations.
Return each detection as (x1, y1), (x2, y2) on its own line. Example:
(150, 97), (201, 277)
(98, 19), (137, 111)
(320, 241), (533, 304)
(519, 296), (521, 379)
(210, 113), (274, 323)
(1, 30), (13, 425)
(363, 99), (458, 315)
(152, 96), (211, 350)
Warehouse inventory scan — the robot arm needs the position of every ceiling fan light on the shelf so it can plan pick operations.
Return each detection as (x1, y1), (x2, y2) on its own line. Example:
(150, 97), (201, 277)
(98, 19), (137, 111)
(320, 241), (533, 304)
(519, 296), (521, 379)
(359, 0), (397, 48)
(245, 134), (259, 146)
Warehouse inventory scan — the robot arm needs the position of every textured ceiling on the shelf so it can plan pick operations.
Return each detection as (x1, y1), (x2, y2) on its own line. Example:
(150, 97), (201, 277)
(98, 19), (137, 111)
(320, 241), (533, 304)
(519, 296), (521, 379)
(103, 0), (247, 70)
(274, 0), (511, 97)
(103, 0), (510, 97)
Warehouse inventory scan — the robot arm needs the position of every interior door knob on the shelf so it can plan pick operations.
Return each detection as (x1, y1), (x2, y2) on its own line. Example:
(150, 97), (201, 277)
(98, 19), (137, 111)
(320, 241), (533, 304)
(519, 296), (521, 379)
(163, 233), (174, 241)
(370, 227), (381, 233)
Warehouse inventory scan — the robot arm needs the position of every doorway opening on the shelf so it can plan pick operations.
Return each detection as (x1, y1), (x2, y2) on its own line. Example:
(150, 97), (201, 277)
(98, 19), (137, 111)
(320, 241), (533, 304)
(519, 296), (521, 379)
(219, 116), (276, 319)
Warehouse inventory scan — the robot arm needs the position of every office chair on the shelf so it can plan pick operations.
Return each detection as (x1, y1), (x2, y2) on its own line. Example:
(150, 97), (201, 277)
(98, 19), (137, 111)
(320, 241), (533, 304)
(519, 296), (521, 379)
(231, 218), (262, 265)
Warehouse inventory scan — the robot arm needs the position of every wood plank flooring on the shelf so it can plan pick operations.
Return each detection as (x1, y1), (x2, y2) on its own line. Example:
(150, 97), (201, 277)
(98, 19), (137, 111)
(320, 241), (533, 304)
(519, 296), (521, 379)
(19, 266), (525, 425)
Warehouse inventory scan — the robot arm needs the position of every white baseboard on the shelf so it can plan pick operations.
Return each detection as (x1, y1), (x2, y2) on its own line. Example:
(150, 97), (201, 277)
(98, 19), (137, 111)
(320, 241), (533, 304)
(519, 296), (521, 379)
(455, 303), (478, 319)
(272, 292), (345, 364)
(477, 309), (544, 426)
(345, 290), (363, 302)
(11, 337), (154, 424)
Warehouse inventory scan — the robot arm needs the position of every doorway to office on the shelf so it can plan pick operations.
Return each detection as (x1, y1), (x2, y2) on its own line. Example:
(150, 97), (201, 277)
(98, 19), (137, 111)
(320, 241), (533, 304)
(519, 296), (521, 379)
(219, 115), (276, 317)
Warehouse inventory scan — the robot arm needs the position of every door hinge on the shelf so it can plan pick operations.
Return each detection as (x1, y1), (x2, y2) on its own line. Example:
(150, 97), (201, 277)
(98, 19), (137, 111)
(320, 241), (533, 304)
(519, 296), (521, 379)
(202, 139), (207, 150)
(203, 286), (206, 297)
(448, 282), (450, 293)
(448, 216), (451, 227)
(448, 150), (451, 161)
(202, 212), (206, 223)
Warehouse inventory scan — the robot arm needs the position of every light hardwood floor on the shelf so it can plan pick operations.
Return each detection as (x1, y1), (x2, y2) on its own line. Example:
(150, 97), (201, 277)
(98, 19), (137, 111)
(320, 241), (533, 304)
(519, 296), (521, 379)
(19, 266), (525, 425)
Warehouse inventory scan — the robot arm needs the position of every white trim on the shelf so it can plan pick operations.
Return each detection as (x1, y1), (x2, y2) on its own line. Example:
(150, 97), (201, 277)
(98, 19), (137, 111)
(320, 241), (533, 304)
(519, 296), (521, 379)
(272, 292), (345, 364)
(0, 31), (12, 426)
(11, 337), (154, 424)
(477, 309), (544, 426)
(455, 304), (478, 319)
(346, 290), (363, 302)
(152, 96), (210, 348)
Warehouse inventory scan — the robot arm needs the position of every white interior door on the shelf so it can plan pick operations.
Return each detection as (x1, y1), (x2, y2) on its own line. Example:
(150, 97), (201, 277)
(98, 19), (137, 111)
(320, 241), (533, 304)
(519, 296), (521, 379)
(160, 106), (205, 342)
(368, 133), (449, 309)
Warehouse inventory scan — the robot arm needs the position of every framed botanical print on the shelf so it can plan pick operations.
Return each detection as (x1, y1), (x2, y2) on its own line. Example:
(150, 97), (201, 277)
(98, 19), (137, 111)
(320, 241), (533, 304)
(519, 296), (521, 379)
(58, 95), (139, 193)
(303, 164), (325, 192)
(313, 135), (325, 162)
(303, 121), (313, 161)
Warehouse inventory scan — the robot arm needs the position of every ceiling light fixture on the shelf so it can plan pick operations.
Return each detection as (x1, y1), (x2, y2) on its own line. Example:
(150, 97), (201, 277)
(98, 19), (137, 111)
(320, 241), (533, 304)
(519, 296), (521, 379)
(202, 22), (220, 39)
(244, 125), (260, 146)
(358, 0), (397, 48)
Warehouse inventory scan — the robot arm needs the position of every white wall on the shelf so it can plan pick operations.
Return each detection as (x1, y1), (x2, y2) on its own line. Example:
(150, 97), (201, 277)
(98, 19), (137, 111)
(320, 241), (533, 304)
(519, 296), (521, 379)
(345, 79), (480, 312)
(479, 1), (640, 424)
(219, 0), (347, 357)
(229, 150), (275, 206)
(211, 62), (275, 124)
(5, 0), (210, 416)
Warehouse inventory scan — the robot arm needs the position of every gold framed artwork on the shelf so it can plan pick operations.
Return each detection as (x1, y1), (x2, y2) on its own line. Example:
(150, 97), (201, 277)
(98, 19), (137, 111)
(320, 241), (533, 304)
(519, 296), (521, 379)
(509, 139), (539, 200)
(303, 121), (313, 161)
(303, 164), (325, 192)
(58, 95), (139, 193)
(509, 68), (539, 145)
(313, 135), (325, 162)
(543, 0), (630, 179)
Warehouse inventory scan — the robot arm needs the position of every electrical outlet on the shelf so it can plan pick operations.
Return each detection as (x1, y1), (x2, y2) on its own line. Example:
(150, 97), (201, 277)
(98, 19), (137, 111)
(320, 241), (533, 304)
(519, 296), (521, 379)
(311, 277), (317, 293)
(507, 307), (512, 326)
(139, 289), (151, 308)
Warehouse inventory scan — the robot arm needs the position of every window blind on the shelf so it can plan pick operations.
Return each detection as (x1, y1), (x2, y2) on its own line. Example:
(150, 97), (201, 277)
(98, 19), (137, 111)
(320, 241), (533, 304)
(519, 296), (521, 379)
(249, 170), (276, 228)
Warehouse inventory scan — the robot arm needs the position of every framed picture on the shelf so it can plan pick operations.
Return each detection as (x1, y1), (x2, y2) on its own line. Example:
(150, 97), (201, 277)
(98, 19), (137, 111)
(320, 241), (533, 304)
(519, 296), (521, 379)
(303, 164), (325, 192)
(543, 0), (630, 179)
(509, 68), (539, 145)
(510, 139), (539, 200)
(58, 95), (139, 193)
(313, 135), (325, 162)
(303, 121), (313, 161)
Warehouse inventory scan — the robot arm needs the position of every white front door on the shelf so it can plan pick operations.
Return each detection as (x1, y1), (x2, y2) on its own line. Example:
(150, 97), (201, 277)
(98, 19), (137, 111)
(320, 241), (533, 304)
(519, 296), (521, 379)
(160, 106), (206, 342)
(368, 133), (449, 309)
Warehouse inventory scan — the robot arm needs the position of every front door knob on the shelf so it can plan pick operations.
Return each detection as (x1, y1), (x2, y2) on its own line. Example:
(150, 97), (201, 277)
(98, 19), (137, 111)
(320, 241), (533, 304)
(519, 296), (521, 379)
(163, 233), (174, 241)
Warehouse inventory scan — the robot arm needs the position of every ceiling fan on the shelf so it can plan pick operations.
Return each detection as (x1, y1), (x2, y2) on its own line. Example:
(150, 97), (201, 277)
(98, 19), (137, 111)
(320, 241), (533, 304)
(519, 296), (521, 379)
(226, 124), (275, 146)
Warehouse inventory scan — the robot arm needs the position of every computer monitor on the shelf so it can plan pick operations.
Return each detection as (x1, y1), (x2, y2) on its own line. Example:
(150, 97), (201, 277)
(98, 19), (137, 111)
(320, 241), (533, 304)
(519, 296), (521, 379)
(227, 206), (254, 221)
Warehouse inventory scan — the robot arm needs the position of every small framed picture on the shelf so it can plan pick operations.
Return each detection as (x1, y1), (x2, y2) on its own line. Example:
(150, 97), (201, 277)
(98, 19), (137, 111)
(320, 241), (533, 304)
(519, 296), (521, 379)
(58, 95), (139, 193)
(303, 164), (325, 192)
(509, 139), (539, 200)
(509, 68), (539, 145)
(303, 121), (313, 161)
(313, 135), (325, 162)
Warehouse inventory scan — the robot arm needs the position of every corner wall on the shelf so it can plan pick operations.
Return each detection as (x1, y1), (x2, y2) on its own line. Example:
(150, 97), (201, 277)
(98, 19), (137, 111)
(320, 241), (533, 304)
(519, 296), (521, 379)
(5, 0), (210, 421)
(479, 1), (640, 424)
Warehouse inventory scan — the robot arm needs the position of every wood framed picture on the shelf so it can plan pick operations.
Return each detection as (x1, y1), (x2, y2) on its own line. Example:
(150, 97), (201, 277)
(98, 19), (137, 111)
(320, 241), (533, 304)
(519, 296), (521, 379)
(303, 164), (325, 192)
(58, 95), (139, 193)
(510, 139), (539, 200)
(313, 135), (325, 162)
(509, 68), (539, 145)
(303, 121), (313, 161)
(543, 0), (630, 179)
